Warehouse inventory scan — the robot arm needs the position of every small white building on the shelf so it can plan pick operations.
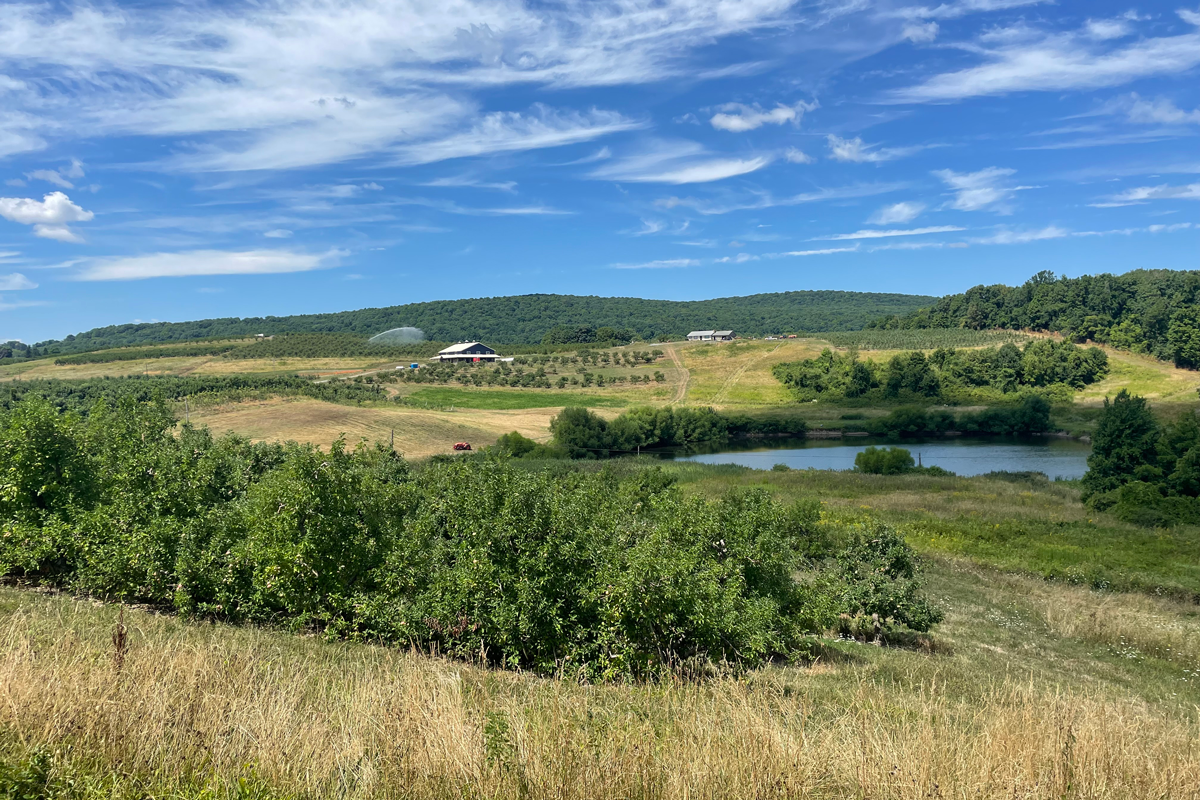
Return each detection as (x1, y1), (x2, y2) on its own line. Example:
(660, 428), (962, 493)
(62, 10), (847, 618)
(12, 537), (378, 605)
(436, 342), (500, 362)
(686, 330), (735, 342)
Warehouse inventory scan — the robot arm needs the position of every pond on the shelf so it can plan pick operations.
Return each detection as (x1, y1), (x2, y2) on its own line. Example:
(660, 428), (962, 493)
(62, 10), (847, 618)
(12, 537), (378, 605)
(669, 435), (1092, 479)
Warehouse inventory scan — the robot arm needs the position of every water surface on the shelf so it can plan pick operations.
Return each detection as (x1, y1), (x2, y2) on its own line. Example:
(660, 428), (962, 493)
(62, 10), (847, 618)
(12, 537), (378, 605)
(670, 436), (1091, 479)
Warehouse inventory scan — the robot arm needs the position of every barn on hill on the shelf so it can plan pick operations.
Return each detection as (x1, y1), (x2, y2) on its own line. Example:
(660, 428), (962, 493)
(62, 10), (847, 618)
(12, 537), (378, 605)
(436, 342), (500, 362)
(686, 330), (734, 342)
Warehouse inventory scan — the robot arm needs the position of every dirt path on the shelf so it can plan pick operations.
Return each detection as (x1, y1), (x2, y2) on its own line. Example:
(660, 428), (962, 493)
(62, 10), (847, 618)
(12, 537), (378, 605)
(666, 344), (689, 403)
(710, 343), (780, 406)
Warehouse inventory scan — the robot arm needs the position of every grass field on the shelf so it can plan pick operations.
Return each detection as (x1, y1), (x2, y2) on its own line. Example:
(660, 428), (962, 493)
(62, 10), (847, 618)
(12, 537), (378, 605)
(4, 463), (1200, 798)
(189, 396), (577, 457)
(403, 386), (633, 409)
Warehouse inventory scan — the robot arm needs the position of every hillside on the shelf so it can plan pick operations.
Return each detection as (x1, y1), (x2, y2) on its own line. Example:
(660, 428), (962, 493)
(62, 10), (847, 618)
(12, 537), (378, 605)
(872, 269), (1200, 366)
(32, 290), (937, 355)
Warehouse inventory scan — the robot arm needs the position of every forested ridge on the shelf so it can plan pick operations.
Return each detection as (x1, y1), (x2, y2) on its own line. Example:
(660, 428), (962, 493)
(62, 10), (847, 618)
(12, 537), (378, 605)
(32, 290), (936, 355)
(871, 269), (1200, 367)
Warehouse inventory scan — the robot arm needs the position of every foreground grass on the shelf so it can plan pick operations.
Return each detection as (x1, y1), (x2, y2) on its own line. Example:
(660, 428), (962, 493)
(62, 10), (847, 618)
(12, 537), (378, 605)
(3, 556), (1200, 800)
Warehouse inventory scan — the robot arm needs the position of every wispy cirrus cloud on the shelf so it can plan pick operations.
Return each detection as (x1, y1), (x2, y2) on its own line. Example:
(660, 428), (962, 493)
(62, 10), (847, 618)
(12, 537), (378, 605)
(889, 10), (1200, 104)
(1090, 183), (1200, 207)
(868, 201), (924, 225)
(609, 258), (700, 270)
(763, 246), (858, 258)
(70, 248), (343, 281)
(813, 225), (964, 241)
(656, 182), (905, 215)
(0, 0), (803, 172)
(970, 226), (1070, 245)
(591, 140), (771, 184)
(933, 166), (1019, 213)
(827, 135), (927, 163)
(0, 272), (36, 290)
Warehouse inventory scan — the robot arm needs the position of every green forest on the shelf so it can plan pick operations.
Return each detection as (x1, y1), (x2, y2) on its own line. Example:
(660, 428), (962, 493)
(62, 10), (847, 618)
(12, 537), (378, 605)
(29, 290), (936, 355)
(0, 396), (940, 680)
(773, 341), (1108, 403)
(871, 269), (1200, 366)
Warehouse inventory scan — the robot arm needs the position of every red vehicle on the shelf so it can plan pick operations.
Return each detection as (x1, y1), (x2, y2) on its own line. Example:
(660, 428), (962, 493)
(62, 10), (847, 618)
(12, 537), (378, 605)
(452, 442), (472, 451)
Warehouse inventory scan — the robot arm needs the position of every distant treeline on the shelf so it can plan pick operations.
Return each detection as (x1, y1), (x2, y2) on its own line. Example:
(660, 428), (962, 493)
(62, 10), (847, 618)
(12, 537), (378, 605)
(223, 333), (445, 361)
(774, 341), (1108, 403)
(870, 269), (1200, 367)
(0, 375), (386, 414)
(54, 343), (242, 365)
(33, 290), (936, 354)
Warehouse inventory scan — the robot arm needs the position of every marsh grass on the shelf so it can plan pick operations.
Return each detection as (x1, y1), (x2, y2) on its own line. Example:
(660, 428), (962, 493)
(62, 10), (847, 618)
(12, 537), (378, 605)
(677, 466), (1200, 599)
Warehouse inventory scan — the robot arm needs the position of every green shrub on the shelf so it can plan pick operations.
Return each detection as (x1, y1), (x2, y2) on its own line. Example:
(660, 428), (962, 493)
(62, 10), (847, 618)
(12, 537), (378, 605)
(0, 397), (942, 680)
(854, 446), (915, 475)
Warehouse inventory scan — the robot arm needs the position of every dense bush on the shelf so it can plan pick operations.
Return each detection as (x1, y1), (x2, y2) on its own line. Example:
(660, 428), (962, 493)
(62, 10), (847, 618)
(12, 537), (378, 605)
(871, 269), (1200, 366)
(860, 396), (1052, 438)
(773, 341), (1107, 403)
(0, 398), (940, 679)
(854, 446), (915, 475)
(547, 406), (806, 458)
(1082, 390), (1200, 526)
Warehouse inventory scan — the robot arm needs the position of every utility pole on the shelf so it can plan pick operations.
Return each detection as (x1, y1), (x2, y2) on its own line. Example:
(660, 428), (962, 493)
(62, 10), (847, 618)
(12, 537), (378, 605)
(184, 396), (190, 424)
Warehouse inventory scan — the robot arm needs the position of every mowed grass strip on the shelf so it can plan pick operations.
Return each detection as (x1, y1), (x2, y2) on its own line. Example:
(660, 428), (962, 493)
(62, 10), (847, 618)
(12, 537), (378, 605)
(405, 386), (629, 409)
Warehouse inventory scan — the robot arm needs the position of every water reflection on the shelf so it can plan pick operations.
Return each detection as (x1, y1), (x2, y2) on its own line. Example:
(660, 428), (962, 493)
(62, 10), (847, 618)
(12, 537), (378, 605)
(664, 436), (1091, 479)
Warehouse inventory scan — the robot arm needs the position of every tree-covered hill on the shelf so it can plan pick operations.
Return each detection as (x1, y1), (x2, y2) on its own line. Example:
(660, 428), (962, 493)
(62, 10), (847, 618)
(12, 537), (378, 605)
(870, 269), (1200, 367)
(34, 290), (936, 355)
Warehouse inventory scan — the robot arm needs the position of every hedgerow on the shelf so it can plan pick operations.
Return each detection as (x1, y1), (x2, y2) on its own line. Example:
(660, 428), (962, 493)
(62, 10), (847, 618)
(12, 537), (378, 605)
(0, 396), (941, 680)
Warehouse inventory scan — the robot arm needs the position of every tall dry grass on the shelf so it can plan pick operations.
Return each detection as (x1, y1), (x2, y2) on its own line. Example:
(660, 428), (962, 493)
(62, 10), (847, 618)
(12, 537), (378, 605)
(2, 591), (1199, 799)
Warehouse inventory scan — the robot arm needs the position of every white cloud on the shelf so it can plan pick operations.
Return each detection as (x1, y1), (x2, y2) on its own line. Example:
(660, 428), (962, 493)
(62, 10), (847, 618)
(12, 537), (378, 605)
(656, 182), (905, 215)
(971, 226), (1070, 244)
(868, 201), (924, 224)
(1084, 18), (1133, 41)
(933, 166), (1017, 212)
(34, 224), (85, 243)
(1090, 183), (1200, 207)
(4, 179), (26, 188)
(390, 105), (643, 167)
(0, 0), (804, 171)
(421, 176), (517, 191)
(0, 272), (36, 290)
(592, 141), (771, 184)
(709, 100), (816, 132)
(827, 135), (923, 163)
(610, 258), (700, 270)
(903, 22), (939, 43)
(814, 225), (964, 241)
(0, 191), (94, 242)
(26, 169), (73, 188)
(763, 246), (858, 257)
(264, 229), (294, 238)
(714, 253), (759, 263)
(895, 0), (1049, 20)
(1101, 93), (1200, 126)
(890, 13), (1200, 103)
(628, 219), (666, 236)
(784, 147), (815, 164)
(72, 248), (342, 281)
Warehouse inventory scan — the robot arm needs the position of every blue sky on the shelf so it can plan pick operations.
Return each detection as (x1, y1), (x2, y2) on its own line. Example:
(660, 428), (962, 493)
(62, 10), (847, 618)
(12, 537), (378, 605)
(1, 0), (1198, 343)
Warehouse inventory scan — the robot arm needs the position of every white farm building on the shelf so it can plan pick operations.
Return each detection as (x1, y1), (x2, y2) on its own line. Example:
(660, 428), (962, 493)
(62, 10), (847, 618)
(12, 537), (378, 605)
(435, 342), (501, 362)
(686, 330), (734, 342)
